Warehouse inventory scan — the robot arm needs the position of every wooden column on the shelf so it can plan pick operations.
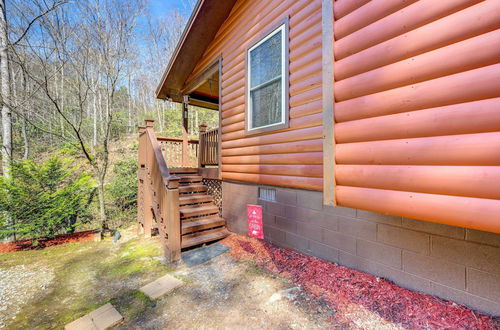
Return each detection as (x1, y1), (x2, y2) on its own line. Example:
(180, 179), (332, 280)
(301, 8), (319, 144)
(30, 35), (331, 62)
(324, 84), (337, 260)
(322, 0), (336, 205)
(164, 176), (181, 262)
(182, 97), (189, 167)
(198, 124), (207, 168)
(137, 125), (146, 235)
(142, 120), (155, 237)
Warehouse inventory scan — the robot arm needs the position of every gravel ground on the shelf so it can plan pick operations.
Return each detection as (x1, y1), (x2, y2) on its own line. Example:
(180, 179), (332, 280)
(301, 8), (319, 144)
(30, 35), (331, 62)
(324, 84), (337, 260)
(124, 253), (337, 329)
(0, 265), (54, 328)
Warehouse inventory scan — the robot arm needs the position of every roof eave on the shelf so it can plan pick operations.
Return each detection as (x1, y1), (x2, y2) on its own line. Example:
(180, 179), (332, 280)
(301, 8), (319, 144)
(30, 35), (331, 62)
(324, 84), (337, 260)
(155, 0), (237, 100)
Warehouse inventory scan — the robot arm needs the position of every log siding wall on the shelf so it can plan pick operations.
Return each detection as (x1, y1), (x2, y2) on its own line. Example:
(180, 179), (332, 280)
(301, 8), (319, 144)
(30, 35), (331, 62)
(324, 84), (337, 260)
(187, 0), (324, 191)
(333, 0), (500, 233)
(186, 0), (500, 232)
(177, 0), (500, 314)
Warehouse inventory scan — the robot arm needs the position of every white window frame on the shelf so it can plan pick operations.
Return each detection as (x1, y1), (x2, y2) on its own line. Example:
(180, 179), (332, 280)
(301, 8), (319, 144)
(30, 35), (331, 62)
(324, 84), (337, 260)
(246, 21), (288, 134)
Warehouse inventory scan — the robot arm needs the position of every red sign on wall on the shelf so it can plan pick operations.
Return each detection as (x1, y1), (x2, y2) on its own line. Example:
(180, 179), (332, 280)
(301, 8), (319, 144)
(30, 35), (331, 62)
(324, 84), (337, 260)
(247, 204), (264, 239)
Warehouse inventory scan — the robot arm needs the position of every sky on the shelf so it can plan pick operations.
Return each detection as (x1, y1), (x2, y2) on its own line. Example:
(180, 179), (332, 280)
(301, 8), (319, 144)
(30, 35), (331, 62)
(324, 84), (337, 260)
(135, 0), (195, 68)
(149, 0), (195, 19)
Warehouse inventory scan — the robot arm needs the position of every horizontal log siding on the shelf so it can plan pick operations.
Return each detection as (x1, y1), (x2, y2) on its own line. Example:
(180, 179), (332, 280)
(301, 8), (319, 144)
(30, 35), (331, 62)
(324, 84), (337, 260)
(187, 0), (324, 191)
(334, 0), (500, 233)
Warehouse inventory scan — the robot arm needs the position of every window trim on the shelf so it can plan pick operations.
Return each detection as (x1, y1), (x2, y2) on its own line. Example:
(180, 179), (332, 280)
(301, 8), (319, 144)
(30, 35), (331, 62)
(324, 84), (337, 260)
(245, 17), (289, 135)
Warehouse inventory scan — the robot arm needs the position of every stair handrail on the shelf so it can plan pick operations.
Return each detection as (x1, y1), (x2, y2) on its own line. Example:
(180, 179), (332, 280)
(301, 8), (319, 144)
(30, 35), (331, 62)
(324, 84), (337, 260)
(138, 119), (181, 262)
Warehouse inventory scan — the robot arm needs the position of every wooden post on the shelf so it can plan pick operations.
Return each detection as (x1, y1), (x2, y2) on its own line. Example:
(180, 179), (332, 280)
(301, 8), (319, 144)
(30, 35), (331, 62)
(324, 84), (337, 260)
(198, 124), (207, 168)
(322, 0), (336, 206)
(145, 118), (155, 129)
(137, 125), (146, 235)
(142, 119), (155, 237)
(182, 97), (189, 167)
(165, 176), (181, 262)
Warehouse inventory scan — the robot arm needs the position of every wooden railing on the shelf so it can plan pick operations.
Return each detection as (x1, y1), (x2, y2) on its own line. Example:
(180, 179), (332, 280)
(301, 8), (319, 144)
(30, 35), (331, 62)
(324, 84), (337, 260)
(137, 119), (181, 262)
(157, 136), (199, 168)
(198, 124), (219, 167)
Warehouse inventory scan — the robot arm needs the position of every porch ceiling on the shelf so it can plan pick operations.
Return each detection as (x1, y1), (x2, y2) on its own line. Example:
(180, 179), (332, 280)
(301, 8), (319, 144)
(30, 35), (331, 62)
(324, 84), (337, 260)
(155, 0), (237, 102)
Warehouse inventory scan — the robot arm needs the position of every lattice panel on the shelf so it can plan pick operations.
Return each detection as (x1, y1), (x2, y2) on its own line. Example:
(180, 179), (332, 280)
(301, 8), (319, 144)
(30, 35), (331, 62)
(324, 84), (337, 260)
(202, 178), (222, 215)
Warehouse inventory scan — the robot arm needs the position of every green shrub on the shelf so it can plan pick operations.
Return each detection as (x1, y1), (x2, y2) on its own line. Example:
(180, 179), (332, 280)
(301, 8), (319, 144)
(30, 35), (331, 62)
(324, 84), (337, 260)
(0, 157), (95, 240)
(58, 142), (82, 157)
(108, 157), (137, 211)
(106, 157), (137, 229)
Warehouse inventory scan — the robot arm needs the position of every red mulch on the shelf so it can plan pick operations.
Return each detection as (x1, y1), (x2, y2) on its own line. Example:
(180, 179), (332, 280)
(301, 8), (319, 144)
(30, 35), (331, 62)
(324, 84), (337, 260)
(220, 235), (500, 329)
(0, 230), (97, 253)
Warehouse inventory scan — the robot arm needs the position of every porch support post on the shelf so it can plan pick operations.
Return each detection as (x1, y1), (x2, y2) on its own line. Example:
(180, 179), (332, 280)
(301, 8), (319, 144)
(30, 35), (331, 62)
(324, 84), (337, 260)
(217, 56), (222, 179)
(322, 0), (336, 206)
(198, 124), (207, 168)
(164, 176), (181, 263)
(182, 96), (189, 167)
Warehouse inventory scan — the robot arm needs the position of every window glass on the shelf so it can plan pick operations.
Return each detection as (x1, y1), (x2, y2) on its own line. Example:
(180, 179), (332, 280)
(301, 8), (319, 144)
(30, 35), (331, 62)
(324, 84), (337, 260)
(249, 30), (282, 88)
(247, 24), (286, 131)
(250, 80), (282, 128)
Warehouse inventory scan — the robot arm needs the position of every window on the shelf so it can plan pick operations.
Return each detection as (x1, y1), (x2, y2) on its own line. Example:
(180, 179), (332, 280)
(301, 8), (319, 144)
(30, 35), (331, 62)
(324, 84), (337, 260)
(247, 22), (288, 133)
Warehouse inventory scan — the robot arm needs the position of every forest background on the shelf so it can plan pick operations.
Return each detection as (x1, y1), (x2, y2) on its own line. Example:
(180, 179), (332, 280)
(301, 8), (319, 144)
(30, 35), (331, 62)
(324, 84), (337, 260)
(0, 0), (218, 241)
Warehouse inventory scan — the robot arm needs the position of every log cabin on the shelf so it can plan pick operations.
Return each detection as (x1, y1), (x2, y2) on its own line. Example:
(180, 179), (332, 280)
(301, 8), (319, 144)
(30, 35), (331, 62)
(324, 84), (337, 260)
(138, 0), (500, 315)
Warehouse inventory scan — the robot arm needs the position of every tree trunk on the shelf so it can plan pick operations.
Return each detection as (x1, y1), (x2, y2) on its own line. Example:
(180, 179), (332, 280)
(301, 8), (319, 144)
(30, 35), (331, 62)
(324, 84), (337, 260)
(0, 0), (13, 242)
(21, 70), (29, 159)
(93, 88), (97, 147)
(60, 65), (65, 137)
(21, 116), (28, 159)
(127, 72), (132, 133)
(96, 174), (107, 230)
(0, 0), (11, 176)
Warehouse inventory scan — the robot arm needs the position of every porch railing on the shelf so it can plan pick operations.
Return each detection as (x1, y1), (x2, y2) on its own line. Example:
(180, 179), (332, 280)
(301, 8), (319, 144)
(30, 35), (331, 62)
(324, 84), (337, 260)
(198, 124), (219, 167)
(157, 136), (199, 167)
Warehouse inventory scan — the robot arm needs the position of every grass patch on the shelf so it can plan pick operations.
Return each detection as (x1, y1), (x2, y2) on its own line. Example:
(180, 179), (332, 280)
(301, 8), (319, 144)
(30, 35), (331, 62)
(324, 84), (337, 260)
(0, 234), (171, 329)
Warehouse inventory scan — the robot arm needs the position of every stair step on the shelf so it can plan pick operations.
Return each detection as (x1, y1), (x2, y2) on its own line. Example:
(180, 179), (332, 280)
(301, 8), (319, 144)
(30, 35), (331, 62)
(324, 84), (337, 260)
(180, 204), (219, 218)
(179, 175), (202, 183)
(182, 217), (226, 235)
(179, 194), (213, 206)
(169, 167), (199, 174)
(181, 227), (230, 248)
(179, 184), (208, 194)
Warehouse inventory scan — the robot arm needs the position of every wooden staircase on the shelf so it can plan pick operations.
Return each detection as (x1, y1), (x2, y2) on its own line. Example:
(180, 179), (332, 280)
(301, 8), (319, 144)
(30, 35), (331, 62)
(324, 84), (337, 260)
(169, 167), (229, 249)
(138, 119), (226, 263)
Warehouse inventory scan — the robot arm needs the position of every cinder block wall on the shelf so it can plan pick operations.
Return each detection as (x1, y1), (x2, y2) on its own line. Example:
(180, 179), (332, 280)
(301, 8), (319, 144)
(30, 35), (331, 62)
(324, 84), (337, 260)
(222, 181), (500, 316)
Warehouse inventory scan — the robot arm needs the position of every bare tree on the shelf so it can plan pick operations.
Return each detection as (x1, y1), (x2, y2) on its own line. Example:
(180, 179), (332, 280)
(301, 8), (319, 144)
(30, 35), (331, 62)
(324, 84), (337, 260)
(0, 0), (199, 238)
(0, 0), (12, 177)
(12, 0), (144, 229)
(0, 0), (67, 241)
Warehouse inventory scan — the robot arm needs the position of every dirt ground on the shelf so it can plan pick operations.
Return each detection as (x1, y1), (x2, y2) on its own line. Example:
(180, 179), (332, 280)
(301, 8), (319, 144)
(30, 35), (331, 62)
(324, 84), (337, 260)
(126, 253), (336, 329)
(0, 231), (336, 329)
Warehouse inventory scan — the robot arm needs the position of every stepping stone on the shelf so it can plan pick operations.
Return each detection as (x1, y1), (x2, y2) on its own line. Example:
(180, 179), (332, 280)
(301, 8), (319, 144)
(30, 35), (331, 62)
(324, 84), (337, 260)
(182, 243), (229, 267)
(139, 274), (183, 299)
(65, 303), (123, 330)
